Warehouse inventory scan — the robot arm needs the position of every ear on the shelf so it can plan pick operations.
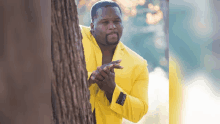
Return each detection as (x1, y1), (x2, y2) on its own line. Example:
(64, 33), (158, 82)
(90, 22), (94, 32)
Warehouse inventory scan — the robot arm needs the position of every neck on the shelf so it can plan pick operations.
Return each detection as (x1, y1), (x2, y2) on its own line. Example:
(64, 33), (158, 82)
(97, 42), (117, 56)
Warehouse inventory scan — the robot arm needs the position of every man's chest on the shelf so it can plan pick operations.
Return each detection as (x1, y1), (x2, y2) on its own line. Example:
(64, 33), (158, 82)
(102, 55), (113, 65)
(102, 55), (135, 93)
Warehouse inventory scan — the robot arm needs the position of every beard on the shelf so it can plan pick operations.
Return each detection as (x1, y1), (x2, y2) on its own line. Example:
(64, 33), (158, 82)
(105, 33), (120, 45)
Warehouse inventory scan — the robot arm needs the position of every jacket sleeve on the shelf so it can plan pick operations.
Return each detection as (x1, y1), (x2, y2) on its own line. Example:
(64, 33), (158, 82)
(88, 71), (99, 112)
(109, 61), (149, 123)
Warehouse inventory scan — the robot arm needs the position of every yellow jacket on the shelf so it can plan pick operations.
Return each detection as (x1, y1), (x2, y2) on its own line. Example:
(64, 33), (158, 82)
(169, 57), (183, 124)
(80, 25), (149, 124)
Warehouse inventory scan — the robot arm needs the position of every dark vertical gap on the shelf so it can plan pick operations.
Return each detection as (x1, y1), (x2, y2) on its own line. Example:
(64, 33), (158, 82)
(0, 7), (4, 58)
(51, 83), (59, 124)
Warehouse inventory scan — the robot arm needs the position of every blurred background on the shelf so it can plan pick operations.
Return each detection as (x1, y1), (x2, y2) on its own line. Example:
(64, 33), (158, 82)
(76, 0), (169, 124)
(169, 0), (220, 124)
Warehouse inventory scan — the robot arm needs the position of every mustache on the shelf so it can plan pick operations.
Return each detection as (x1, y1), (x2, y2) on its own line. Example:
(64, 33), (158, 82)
(106, 32), (119, 37)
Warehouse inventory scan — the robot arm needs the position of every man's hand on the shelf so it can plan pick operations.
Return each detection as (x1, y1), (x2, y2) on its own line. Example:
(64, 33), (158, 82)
(88, 60), (123, 86)
(88, 60), (123, 102)
(96, 65), (115, 94)
(91, 64), (118, 103)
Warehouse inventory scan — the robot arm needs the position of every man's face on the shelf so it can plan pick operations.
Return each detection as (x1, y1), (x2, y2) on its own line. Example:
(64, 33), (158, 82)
(91, 6), (123, 46)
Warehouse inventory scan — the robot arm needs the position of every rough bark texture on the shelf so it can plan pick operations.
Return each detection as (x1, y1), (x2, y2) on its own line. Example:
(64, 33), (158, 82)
(0, 0), (51, 124)
(51, 0), (93, 124)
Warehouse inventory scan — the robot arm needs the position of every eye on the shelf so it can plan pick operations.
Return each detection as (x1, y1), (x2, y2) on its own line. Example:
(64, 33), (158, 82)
(114, 20), (121, 23)
(102, 21), (109, 24)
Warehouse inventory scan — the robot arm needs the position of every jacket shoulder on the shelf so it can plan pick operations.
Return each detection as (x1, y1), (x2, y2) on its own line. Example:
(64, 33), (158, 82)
(79, 25), (91, 36)
(122, 43), (148, 66)
(79, 25), (90, 30)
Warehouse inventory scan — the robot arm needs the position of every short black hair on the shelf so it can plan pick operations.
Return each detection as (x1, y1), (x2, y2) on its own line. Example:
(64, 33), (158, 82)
(91, 1), (122, 22)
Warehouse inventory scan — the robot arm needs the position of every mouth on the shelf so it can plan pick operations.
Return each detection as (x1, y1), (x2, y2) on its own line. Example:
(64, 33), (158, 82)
(105, 33), (119, 45)
(108, 33), (117, 37)
(107, 32), (118, 37)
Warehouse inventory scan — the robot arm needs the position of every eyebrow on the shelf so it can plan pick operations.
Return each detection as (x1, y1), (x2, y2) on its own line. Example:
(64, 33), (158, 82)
(100, 17), (121, 21)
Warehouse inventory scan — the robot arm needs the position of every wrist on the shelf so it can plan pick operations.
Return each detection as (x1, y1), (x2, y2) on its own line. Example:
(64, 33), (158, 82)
(105, 83), (116, 103)
(105, 91), (113, 103)
(106, 91), (112, 98)
(106, 84), (115, 97)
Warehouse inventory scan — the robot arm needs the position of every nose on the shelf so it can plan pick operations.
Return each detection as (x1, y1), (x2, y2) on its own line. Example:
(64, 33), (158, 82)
(109, 22), (116, 30)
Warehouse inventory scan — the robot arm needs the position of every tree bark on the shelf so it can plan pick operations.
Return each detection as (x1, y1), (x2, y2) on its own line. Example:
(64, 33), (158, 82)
(0, 0), (51, 124)
(51, 0), (93, 124)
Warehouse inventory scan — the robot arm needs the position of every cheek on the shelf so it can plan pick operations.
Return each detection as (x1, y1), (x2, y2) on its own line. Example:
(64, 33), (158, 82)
(94, 27), (101, 34)
(118, 25), (123, 37)
(95, 27), (106, 38)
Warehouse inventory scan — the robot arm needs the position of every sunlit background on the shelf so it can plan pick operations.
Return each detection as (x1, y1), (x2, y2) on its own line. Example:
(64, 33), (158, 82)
(76, 0), (169, 124)
(170, 0), (220, 124)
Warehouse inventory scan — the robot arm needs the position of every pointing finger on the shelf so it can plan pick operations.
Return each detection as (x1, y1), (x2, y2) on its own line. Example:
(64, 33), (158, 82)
(110, 59), (122, 65)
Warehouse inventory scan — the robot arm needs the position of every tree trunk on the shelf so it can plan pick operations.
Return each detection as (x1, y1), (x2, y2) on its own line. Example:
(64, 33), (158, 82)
(0, 0), (51, 124)
(160, 0), (169, 61)
(51, 0), (93, 124)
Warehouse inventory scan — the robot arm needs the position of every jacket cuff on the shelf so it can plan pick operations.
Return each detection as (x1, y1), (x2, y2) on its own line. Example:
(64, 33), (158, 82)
(109, 84), (127, 115)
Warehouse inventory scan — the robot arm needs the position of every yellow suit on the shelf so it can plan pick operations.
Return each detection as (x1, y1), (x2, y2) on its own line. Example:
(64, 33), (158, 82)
(80, 25), (149, 124)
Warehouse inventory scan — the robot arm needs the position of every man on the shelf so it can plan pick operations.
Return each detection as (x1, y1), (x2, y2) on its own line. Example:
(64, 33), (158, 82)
(80, 1), (149, 124)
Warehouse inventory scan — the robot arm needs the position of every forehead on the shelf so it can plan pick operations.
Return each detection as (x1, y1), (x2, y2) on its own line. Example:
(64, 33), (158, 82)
(95, 6), (121, 19)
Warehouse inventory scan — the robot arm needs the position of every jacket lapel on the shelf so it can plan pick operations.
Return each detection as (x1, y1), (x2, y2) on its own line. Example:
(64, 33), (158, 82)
(83, 26), (103, 67)
(91, 37), (102, 67)
(112, 42), (125, 76)
(112, 42), (125, 62)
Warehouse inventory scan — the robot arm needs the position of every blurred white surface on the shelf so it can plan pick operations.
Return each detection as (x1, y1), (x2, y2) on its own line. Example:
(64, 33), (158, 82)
(183, 73), (220, 124)
(122, 67), (169, 124)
